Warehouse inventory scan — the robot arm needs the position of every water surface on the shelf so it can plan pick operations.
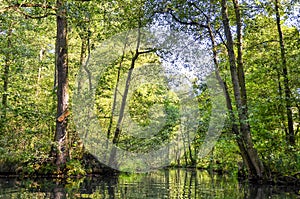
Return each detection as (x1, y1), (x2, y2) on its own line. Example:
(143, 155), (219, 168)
(0, 169), (298, 198)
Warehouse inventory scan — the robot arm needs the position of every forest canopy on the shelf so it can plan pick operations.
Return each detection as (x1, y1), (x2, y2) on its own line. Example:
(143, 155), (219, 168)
(0, 0), (299, 182)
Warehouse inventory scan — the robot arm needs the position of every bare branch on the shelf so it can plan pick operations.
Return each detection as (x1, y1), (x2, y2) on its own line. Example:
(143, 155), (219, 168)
(215, 28), (228, 50)
(189, 2), (210, 20)
(138, 48), (157, 55)
(15, 3), (56, 10)
(168, 9), (208, 28)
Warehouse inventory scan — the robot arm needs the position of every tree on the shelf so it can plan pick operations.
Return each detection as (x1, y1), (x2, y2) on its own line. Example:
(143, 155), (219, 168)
(152, 0), (266, 180)
(0, 0), (70, 171)
(242, 11), (300, 174)
(54, 0), (69, 170)
(274, 0), (295, 145)
(220, 0), (264, 180)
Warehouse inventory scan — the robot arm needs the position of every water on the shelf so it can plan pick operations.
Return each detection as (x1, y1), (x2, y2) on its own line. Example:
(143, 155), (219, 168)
(0, 169), (298, 198)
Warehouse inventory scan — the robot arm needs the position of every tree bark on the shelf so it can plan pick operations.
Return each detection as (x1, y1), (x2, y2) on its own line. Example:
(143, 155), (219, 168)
(108, 48), (137, 166)
(54, 0), (69, 171)
(221, 0), (264, 180)
(274, 0), (295, 146)
(208, 20), (255, 179)
(277, 71), (288, 136)
(108, 26), (142, 166)
(108, 26), (154, 166)
(107, 40), (128, 140)
(187, 130), (196, 166)
(232, 0), (247, 107)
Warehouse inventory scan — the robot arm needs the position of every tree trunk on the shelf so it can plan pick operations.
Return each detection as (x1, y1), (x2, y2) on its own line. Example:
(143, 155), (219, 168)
(207, 22), (249, 175)
(232, 0), (247, 107)
(109, 27), (142, 166)
(108, 53), (137, 166)
(104, 41), (127, 162)
(108, 26), (154, 167)
(107, 40), (128, 140)
(187, 128), (196, 166)
(54, 0), (69, 171)
(274, 0), (295, 146)
(182, 131), (188, 165)
(221, 0), (264, 180)
(277, 71), (288, 136)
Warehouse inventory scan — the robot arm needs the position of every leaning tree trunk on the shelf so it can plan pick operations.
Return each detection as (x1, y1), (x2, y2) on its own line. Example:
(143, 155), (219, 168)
(274, 0), (295, 146)
(207, 22), (250, 177)
(108, 25), (155, 166)
(108, 35), (139, 166)
(54, 0), (69, 171)
(221, 0), (264, 180)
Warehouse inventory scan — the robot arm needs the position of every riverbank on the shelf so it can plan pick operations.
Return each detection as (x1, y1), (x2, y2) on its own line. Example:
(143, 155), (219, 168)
(1, 157), (299, 187)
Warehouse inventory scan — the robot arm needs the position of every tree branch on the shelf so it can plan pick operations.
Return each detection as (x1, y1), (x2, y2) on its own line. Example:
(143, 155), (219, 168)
(215, 28), (228, 50)
(168, 9), (208, 28)
(189, 2), (210, 20)
(138, 48), (157, 55)
(14, 3), (56, 10)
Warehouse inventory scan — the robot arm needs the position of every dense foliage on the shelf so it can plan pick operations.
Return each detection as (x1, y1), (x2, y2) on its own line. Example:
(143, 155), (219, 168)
(0, 0), (299, 182)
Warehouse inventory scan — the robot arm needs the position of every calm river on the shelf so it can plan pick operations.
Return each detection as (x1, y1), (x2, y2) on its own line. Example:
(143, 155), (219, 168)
(0, 169), (298, 198)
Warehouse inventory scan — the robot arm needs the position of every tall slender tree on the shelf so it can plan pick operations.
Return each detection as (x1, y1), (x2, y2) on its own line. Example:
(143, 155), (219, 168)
(274, 0), (295, 146)
(221, 0), (264, 180)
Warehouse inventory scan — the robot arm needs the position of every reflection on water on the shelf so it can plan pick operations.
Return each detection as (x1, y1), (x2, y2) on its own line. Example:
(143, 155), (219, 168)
(0, 169), (298, 198)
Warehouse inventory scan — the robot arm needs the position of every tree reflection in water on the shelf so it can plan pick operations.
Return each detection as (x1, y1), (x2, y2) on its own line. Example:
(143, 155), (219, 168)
(0, 169), (298, 198)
